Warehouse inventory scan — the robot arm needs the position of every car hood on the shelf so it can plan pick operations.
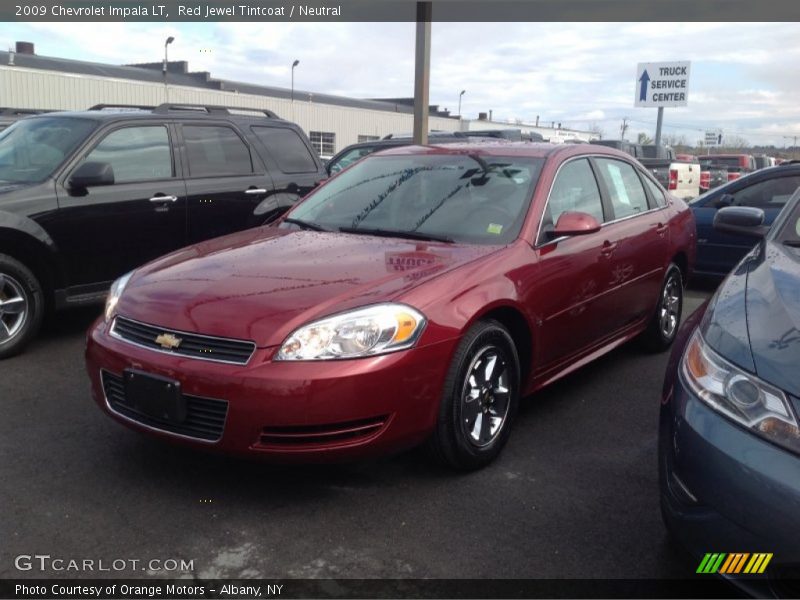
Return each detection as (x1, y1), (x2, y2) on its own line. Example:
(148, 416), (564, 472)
(0, 182), (34, 195)
(744, 241), (800, 398)
(116, 227), (497, 347)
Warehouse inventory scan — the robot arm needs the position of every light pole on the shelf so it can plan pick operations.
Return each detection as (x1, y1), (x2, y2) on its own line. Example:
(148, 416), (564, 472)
(163, 36), (174, 103)
(291, 59), (299, 102)
(458, 89), (465, 120)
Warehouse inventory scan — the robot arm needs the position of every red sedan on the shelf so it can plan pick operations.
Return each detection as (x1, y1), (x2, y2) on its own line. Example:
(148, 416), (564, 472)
(86, 143), (696, 470)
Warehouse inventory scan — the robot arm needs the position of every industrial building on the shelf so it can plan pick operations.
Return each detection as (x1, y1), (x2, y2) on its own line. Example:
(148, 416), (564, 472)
(0, 41), (597, 155)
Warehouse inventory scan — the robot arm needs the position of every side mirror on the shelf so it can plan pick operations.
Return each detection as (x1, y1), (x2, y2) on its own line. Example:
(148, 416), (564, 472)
(552, 211), (602, 237)
(713, 206), (769, 239)
(713, 193), (734, 209)
(69, 161), (114, 190)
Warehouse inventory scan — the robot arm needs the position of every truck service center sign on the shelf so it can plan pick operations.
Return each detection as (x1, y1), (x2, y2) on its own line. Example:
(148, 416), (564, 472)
(635, 61), (691, 107)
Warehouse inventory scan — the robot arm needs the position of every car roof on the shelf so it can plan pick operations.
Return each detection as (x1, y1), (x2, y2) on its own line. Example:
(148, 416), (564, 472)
(373, 141), (627, 159)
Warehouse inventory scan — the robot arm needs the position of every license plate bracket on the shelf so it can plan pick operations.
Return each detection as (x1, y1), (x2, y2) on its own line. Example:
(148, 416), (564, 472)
(123, 369), (186, 423)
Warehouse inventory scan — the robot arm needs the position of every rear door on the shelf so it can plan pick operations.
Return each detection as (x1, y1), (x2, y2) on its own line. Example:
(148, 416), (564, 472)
(592, 156), (670, 332)
(178, 122), (275, 243)
(248, 125), (325, 218)
(52, 121), (187, 288)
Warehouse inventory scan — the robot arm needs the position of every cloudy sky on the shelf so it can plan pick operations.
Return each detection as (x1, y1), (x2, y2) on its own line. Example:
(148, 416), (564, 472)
(2, 21), (799, 146)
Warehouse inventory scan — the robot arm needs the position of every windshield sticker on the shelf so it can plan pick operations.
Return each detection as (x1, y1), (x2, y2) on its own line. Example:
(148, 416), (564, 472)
(487, 223), (504, 234)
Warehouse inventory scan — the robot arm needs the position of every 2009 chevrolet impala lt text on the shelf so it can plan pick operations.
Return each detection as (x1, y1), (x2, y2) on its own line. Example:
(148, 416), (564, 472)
(85, 142), (696, 469)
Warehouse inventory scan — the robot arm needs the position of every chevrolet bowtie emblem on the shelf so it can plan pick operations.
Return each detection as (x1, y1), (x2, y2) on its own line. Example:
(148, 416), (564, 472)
(155, 333), (182, 350)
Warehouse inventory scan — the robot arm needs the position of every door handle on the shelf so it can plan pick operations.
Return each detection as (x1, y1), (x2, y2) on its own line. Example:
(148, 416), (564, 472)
(149, 195), (178, 203)
(655, 222), (669, 236)
(244, 188), (268, 195)
(600, 241), (617, 257)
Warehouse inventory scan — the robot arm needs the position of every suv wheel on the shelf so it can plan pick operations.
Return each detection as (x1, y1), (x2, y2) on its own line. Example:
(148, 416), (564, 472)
(642, 263), (683, 352)
(427, 320), (520, 470)
(0, 254), (44, 359)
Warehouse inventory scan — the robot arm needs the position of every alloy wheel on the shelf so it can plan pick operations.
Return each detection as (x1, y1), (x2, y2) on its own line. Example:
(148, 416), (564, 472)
(460, 346), (512, 448)
(659, 273), (681, 339)
(0, 273), (28, 346)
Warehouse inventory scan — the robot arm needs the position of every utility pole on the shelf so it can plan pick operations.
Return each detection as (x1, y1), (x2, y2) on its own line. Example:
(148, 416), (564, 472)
(654, 106), (664, 148)
(412, 1), (432, 145)
(620, 117), (629, 140)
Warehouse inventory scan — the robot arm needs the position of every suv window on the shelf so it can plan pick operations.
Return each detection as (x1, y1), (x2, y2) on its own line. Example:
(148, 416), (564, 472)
(0, 116), (97, 184)
(542, 158), (604, 240)
(731, 176), (800, 209)
(251, 126), (318, 174)
(183, 125), (253, 177)
(595, 158), (649, 220)
(329, 146), (375, 174)
(81, 126), (173, 183)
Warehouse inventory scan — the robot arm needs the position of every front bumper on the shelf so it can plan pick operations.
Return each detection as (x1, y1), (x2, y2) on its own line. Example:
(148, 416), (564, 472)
(86, 317), (457, 462)
(660, 330), (800, 592)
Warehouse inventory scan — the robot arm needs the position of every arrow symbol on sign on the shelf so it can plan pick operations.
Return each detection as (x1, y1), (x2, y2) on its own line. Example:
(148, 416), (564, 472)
(638, 69), (650, 102)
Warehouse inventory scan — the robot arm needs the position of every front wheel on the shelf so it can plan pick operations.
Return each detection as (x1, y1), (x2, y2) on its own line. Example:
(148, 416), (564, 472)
(0, 254), (45, 359)
(641, 263), (683, 352)
(427, 320), (520, 470)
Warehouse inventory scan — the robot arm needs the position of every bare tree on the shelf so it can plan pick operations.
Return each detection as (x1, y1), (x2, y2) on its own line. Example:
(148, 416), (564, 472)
(722, 135), (750, 149)
(637, 132), (653, 145)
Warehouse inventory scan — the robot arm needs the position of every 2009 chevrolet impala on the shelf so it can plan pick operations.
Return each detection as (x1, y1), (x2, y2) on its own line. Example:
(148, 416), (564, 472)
(86, 142), (696, 469)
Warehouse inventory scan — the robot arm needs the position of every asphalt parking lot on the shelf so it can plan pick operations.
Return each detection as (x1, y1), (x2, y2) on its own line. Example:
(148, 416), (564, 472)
(2, 285), (714, 582)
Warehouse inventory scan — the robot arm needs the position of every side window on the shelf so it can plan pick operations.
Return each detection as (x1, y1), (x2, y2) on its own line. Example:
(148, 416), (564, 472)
(731, 176), (800, 209)
(82, 126), (172, 183)
(250, 126), (318, 174)
(540, 158), (604, 243)
(183, 125), (253, 177)
(329, 147), (374, 174)
(595, 158), (649, 220)
(642, 174), (667, 207)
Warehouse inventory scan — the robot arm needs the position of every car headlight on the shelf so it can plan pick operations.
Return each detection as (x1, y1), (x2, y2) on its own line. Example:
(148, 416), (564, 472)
(276, 303), (426, 361)
(682, 330), (800, 453)
(104, 272), (133, 322)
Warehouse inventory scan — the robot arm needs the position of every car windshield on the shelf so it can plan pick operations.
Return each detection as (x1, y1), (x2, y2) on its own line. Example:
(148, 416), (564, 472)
(775, 193), (800, 247)
(328, 146), (377, 174)
(286, 153), (544, 245)
(0, 117), (97, 184)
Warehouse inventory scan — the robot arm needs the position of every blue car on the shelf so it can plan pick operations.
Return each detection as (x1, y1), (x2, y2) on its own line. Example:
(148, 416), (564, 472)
(660, 193), (800, 595)
(691, 163), (800, 276)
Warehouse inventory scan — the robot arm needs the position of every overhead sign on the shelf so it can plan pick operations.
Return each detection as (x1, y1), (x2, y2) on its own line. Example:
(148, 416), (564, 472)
(635, 61), (691, 107)
(705, 131), (722, 146)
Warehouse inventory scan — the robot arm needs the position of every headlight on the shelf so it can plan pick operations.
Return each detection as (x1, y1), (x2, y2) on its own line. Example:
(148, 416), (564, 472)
(104, 272), (133, 322)
(276, 303), (426, 361)
(682, 330), (800, 453)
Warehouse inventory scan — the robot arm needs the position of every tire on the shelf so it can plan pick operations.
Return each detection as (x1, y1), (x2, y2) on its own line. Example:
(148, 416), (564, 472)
(641, 263), (683, 352)
(427, 320), (520, 470)
(0, 253), (45, 359)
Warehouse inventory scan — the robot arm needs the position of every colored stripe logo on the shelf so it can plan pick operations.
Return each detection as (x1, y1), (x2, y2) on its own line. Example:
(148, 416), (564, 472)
(697, 553), (773, 574)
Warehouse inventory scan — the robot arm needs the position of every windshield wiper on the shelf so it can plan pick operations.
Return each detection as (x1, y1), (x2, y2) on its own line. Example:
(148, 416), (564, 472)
(282, 217), (331, 232)
(782, 240), (800, 248)
(339, 226), (454, 244)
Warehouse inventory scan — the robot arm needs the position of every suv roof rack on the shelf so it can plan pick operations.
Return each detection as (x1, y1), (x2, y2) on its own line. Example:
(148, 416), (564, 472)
(0, 107), (51, 116)
(89, 104), (156, 112)
(152, 103), (280, 118)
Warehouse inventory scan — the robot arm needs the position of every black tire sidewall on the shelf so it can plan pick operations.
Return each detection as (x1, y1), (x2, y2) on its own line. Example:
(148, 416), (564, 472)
(436, 320), (521, 469)
(0, 254), (44, 358)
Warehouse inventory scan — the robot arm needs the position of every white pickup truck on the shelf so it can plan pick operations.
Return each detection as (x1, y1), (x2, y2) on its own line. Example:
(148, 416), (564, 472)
(638, 145), (700, 201)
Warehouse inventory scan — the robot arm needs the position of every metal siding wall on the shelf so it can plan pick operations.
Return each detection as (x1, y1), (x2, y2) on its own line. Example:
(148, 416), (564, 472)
(0, 66), (460, 152)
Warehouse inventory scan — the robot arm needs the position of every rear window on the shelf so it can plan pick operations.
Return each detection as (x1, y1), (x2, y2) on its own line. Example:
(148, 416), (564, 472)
(699, 157), (743, 169)
(183, 125), (253, 177)
(251, 126), (318, 174)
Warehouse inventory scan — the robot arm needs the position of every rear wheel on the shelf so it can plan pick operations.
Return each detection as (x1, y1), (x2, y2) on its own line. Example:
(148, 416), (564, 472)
(642, 263), (683, 352)
(0, 254), (44, 359)
(427, 320), (520, 470)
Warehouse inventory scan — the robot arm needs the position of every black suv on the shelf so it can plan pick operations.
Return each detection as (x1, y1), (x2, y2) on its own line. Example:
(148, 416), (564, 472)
(0, 103), (326, 357)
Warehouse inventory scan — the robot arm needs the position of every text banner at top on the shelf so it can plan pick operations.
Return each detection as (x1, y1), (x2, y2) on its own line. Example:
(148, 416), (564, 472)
(5, 0), (800, 22)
